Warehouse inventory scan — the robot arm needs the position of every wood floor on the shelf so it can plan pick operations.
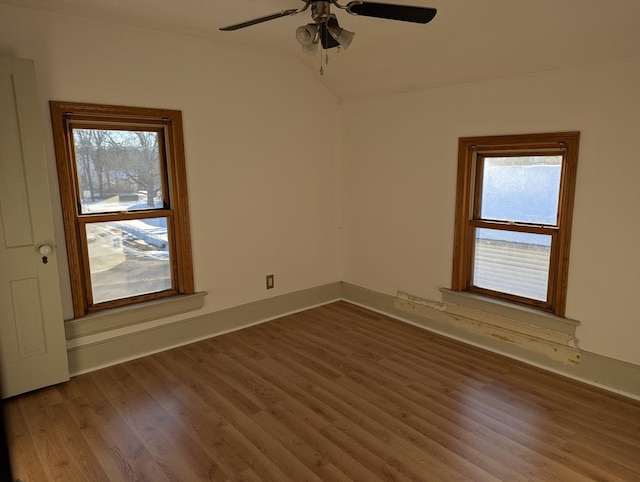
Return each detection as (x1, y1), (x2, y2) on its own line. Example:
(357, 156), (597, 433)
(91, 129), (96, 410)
(5, 301), (640, 481)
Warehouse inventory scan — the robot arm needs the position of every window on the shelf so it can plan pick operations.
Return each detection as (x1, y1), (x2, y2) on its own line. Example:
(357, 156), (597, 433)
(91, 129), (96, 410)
(451, 132), (579, 316)
(50, 102), (194, 318)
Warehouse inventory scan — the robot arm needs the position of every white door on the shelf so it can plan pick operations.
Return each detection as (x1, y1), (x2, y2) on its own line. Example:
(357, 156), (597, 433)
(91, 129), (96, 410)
(0, 57), (69, 398)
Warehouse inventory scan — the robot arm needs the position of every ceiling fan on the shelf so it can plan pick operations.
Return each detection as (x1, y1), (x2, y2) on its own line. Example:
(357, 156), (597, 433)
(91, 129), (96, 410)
(220, 1), (437, 60)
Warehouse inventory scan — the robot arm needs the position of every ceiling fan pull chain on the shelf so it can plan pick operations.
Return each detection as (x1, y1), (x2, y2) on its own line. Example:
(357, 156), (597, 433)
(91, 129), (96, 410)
(319, 46), (324, 75)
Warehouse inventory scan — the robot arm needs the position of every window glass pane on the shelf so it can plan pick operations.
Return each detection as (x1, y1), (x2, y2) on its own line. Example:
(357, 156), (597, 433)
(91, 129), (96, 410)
(480, 156), (562, 225)
(86, 218), (171, 304)
(73, 129), (164, 214)
(473, 228), (551, 301)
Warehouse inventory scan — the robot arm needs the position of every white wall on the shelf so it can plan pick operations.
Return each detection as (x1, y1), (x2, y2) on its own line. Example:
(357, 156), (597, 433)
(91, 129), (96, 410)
(342, 57), (640, 366)
(0, 5), (343, 317)
(2, 4), (638, 369)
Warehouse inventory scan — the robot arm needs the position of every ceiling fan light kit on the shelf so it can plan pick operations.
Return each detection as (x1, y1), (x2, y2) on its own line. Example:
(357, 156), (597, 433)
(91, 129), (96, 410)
(328, 25), (355, 49)
(296, 24), (320, 54)
(220, 0), (436, 72)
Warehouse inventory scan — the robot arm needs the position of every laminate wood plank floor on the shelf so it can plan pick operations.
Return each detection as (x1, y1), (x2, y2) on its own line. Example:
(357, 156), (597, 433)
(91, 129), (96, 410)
(5, 301), (640, 481)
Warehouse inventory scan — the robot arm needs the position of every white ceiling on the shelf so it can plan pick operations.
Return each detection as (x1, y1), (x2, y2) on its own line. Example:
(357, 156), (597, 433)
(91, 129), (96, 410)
(3, 0), (640, 101)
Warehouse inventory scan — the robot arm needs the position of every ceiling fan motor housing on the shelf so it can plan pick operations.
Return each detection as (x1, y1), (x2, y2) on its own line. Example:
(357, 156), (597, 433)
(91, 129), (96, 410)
(312, 1), (332, 22)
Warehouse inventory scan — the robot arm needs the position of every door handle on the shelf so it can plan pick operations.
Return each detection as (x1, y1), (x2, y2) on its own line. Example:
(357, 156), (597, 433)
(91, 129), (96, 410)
(38, 244), (52, 264)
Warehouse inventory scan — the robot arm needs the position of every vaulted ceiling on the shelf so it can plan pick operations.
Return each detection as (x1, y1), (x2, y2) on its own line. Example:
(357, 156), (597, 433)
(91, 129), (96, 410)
(3, 0), (640, 101)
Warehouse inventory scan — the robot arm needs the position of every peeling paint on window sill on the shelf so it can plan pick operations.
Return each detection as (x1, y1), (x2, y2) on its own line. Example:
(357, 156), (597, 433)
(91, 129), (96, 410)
(395, 290), (580, 365)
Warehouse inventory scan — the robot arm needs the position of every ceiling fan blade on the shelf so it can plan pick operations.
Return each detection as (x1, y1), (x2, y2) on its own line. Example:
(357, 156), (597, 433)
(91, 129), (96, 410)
(220, 9), (300, 31)
(346, 2), (436, 23)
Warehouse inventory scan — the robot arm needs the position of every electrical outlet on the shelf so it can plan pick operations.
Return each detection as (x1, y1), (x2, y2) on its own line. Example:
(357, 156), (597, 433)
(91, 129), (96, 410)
(266, 274), (274, 289)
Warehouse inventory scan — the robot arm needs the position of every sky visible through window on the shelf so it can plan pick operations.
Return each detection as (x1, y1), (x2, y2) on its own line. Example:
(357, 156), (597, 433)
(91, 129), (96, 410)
(479, 156), (561, 246)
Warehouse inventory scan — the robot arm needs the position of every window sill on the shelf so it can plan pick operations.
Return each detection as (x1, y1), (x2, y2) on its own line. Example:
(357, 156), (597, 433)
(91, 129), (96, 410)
(64, 292), (206, 340)
(439, 288), (579, 335)
(393, 288), (580, 364)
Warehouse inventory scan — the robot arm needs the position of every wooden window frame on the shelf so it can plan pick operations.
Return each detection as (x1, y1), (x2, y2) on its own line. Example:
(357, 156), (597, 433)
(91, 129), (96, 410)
(451, 132), (580, 316)
(50, 102), (194, 318)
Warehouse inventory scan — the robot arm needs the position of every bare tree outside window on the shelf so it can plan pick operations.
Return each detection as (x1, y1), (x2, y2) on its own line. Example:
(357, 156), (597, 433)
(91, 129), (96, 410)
(72, 129), (164, 212)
